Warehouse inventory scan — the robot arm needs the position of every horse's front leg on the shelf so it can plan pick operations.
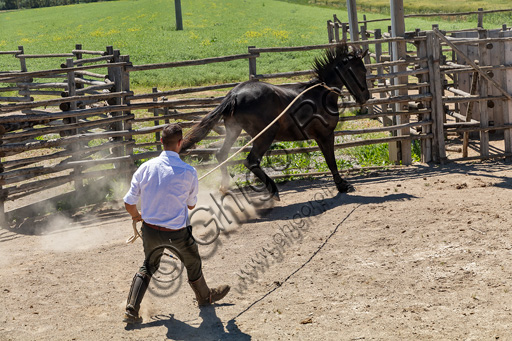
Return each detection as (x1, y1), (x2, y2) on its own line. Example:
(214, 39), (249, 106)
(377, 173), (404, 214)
(316, 133), (355, 193)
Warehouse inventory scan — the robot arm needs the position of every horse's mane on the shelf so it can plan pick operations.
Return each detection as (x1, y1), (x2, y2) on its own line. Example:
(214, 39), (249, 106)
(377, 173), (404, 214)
(312, 42), (353, 82)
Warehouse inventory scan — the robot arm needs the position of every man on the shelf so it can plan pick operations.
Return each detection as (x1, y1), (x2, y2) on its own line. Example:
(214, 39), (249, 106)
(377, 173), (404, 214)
(122, 123), (230, 324)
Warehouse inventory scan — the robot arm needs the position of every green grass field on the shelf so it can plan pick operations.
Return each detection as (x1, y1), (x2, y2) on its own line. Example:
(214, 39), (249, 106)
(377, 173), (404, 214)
(0, 0), (507, 88)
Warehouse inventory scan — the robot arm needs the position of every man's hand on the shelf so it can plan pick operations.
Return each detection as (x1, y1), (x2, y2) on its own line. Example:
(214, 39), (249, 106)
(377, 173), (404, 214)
(125, 202), (143, 222)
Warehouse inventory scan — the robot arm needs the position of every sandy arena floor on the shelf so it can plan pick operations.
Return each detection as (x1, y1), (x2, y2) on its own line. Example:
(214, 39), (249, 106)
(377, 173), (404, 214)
(1, 161), (512, 340)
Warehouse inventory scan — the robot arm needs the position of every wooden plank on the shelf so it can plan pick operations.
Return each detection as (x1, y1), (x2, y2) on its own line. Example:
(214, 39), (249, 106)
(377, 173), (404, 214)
(248, 38), (416, 54)
(153, 88), (162, 152)
(462, 72), (480, 157)
(327, 20), (334, 44)
(0, 96), (219, 121)
(427, 32), (447, 162)
(367, 68), (429, 82)
(70, 55), (113, 66)
(0, 62), (128, 83)
(478, 31), (490, 157)
(448, 29), (469, 122)
(127, 53), (255, 72)
(503, 30), (512, 157)
(127, 82), (239, 101)
(416, 35), (432, 162)
(2, 114), (134, 141)
(0, 91), (129, 113)
(443, 94), (505, 103)
(16, 53), (74, 59)
(361, 24), (373, 115)
(0, 50), (22, 55)
(490, 29), (504, 128)
(339, 109), (431, 121)
(179, 134), (431, 158)
(72, 49), (106, 56)
(1, 140), (129, 169)
(251, 70), (315, 80)
(390, 0), (411, 165)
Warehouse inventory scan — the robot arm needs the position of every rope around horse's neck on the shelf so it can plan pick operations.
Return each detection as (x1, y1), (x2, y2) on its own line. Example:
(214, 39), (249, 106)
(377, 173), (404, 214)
(126, 82), (341, 244)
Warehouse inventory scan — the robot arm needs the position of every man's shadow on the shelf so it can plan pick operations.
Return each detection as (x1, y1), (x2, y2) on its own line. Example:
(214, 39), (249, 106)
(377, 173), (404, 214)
(127, 305), (251, 340)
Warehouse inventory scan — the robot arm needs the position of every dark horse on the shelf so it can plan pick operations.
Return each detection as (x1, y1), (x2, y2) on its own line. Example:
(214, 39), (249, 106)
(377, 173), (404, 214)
(181, 43), (370, 200)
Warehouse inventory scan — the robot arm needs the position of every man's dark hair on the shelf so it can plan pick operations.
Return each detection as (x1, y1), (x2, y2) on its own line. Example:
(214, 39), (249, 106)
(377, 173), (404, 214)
(161, 123), (183, 147)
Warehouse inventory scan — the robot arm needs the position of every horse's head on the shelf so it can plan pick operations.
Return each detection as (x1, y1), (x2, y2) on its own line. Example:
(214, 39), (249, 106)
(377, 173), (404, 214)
(313, 43), (370, 105)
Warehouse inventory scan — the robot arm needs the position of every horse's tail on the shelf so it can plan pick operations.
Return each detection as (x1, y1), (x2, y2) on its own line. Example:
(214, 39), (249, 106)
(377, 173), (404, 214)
(181, 93), (235, 152)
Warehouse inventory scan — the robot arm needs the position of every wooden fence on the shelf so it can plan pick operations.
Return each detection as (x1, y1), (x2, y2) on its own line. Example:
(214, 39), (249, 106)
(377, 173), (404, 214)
(1, 23), (512, 223)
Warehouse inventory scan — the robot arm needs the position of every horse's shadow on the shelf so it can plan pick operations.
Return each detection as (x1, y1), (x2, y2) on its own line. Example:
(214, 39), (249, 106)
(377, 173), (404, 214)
(250, 190), (417, 224)
(126, 305), (251, 340)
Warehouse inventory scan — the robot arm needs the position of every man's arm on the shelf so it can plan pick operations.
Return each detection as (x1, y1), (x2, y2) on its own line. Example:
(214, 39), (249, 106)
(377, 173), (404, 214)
(125, 202), (142, 222)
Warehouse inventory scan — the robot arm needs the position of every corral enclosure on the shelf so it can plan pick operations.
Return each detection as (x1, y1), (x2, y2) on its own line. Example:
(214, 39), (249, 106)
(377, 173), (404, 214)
(0, 7), (512, 222)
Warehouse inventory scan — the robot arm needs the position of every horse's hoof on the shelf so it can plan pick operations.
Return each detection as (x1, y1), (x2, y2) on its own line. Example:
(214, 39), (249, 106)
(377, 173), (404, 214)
(271, 192), (280, 201)
(338, 183), (355, 193)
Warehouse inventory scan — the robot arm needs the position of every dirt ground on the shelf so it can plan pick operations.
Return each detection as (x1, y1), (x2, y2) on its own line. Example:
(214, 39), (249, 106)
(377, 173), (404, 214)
(1, 160), (512, 340)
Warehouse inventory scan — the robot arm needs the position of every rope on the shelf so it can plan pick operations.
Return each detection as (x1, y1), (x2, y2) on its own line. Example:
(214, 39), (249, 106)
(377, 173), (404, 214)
(126, 82), (342, 244)
(126, 220), (142, 244)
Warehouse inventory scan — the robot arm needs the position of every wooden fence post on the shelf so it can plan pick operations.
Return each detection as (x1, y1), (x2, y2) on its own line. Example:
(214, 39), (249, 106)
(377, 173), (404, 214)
(0, 127), (4, 226)
(153, 87), (162, 152)
(120, 55), (132, 162)
(74, 44), (84, 92)
(342, 23), (348, 41)
(65, 58), (83, 190)
(360, 25), (373, 115)
(426, 31), (447, 163)
(478, 29), (490, 157)
(374, 29), (389, 119)
(17, 46), (30, 102)
(327, 20), (334, 43)
(18, 45), (27, 72)
(106, 45), (114, 82)
(334, 22), (341, 42)
(477, 8), (484, 28)
(390, 0), (411, 165)
(501, 29), (512, 159)
(107, 49), (128, 173)
(416, 33), (432, 162)
(248, 46), (257, 80)
(346, 0), (359, 42)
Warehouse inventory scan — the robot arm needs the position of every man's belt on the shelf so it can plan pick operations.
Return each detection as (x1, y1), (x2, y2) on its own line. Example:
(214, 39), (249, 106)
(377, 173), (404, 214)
(143, 221), (184, 232)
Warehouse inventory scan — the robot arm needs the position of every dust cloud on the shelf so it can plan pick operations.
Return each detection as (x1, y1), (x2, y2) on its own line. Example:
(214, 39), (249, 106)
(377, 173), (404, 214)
(39, 214), (109, 252)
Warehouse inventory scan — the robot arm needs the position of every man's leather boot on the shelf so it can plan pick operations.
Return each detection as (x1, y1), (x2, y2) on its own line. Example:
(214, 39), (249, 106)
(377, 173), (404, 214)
(123, 272), (150, 324)
(189, 274), (230, 306)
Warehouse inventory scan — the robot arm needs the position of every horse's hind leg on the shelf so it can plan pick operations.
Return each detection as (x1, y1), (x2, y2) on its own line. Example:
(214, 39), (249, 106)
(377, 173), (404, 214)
(315, 133), (354, 193)
(215, 118), (242, 193)
(244, 131), (280, 201)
